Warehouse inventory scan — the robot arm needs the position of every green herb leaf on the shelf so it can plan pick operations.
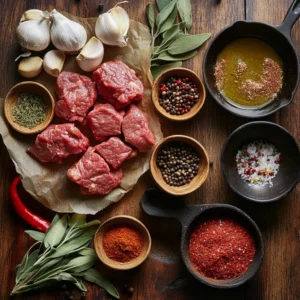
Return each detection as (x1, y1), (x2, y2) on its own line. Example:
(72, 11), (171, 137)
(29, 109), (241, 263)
(63, 256), (97, 273)
(73, 278), (87, 292)
(78, 248), (98, 258)
(25, 230), (45, 242)
(16, 248), (39, 283)
(70, 214), (86, 227)
(177, 0), (192, 31)
(156, 0), (172, 11)
(83, 268), (120, 299)
(44, 215), (68, 248)
(151, 61), (183, 79)
(159, 5), (177, 33)
(146, 3), (155, 34)
(156, 0), (177, 30)
(157, 50), (197, 61)
(78, 220), (100, 229)
(167, 33), (211, 55)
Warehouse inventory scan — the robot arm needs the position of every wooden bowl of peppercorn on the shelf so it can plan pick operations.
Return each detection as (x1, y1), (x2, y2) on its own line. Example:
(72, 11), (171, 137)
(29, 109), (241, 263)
(150, 135), (210, 196)
(4, 81), (55, 134)
(152, 68), (206, 121)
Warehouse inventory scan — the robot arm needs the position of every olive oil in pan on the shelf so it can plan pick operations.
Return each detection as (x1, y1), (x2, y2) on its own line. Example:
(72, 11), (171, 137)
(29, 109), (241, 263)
(215, 38), (283, 108)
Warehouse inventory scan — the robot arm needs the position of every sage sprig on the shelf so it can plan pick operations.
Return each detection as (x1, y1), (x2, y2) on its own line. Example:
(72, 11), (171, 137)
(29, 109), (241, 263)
(11, 214), (119, 299)
(146, 0), (212, 79)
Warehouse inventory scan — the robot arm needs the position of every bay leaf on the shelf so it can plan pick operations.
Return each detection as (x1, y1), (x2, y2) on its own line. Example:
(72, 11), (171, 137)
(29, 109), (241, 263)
(159, 5), (177, 33)
(83, 268), (120, 299)
(167, 33), (211, 55)
(156, 0), (172, 11)
(158, 50), (197, 61)
(25, 230), (45, 242)
(151, 61), (183, 79)
(44, 215), (68, 248)
(146, 3), (155, 33)
(156, 0), (177, 30)
(177, 0), (192, 31)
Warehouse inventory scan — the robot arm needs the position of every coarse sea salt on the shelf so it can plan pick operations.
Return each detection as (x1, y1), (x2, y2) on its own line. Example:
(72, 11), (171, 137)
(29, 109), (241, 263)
(236, 140), (281, 186)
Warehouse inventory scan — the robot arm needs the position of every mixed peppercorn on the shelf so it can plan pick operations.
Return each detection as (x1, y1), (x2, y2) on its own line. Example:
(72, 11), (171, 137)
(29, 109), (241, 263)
(156, 142), (200, 186)
(159, 76), (199, 115)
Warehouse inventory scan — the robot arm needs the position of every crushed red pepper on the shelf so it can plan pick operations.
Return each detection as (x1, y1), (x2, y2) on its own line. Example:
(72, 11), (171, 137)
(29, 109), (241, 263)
(189, 217), (256, 280)
(103, 225), (144, 262)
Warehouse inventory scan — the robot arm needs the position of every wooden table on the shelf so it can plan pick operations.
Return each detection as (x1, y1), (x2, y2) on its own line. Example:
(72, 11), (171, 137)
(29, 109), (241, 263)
(1, 0), (299, 299)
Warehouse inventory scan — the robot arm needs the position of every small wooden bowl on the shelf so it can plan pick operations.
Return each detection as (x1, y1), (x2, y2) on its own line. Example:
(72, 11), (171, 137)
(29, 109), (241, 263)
(94, 215), (152, 270)
(150, 135), (210, 196)
(4, 81), (55, 134)
(152, 68), (206, 121)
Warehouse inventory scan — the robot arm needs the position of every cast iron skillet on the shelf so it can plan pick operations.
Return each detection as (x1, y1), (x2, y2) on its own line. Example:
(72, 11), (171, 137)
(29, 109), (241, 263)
(221, 121), (300, 202)
(203, 0), (300, 118)
(140, 188), (264, 289)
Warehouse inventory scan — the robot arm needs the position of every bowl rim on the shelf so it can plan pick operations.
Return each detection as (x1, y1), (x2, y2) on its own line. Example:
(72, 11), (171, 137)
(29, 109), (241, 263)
(152, 67), (206, 121)
(202, 20), (300, 118)
(221, 121), (300, 202)
(94, 215), (152, 270)
(4, 81), (55, 134)
(150, 134), (210, 196)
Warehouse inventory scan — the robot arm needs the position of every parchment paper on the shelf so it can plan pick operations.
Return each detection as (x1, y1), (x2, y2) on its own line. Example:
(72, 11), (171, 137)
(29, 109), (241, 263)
(0, 13), (163, 214)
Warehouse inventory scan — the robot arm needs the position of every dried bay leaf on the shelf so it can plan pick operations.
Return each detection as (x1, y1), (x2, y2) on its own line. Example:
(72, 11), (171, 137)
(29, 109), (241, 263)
(177, 0), (192, 31)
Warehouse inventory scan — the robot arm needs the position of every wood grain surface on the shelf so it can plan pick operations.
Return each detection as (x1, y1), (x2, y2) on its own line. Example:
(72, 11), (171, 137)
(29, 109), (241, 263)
(0, 0), (299, 299)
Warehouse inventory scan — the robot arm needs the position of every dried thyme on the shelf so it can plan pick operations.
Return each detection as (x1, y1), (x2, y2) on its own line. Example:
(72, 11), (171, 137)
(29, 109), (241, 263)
(12, 93), (47, 128)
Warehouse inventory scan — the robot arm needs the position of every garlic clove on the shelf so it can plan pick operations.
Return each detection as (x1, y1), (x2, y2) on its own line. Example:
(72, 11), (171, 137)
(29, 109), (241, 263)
(43, 50), (66, 77)
(18, 56), (43, 78)
(95, 5), (130, 47)
(50, 9), (87, 54)
(16, 17), (51, 51)
(76, 37), (104, 72)
(20, 9), (44, 22)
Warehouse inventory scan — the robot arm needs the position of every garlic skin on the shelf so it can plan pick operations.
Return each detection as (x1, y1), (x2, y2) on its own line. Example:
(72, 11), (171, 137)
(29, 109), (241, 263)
(20, 9), (44, 21)
(76, 37), (104, 72)
(50, 10), (87, 53)
(16, 17), (51, 51)
(95, 6), (130, 47)
(43, 50), (66, 77)
(18, 56), (43, 78)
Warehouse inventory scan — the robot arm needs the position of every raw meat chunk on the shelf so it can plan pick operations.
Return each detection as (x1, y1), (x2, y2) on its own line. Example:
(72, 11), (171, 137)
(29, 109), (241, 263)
(122, 105), (155, 152)
(55, 71), (97, 122)
(67, 147), (122, 195)
(95, 137), (133, 169)
(93, 60), (143, 109)
(28, 124), (89, 163)
(87, 103), (124, 141)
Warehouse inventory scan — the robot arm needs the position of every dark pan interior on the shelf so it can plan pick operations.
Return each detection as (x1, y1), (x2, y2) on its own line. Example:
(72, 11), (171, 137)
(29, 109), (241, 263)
(221, 122), (300, 202)
(181, 205), (264, 288)
(203, 21), (299, 118)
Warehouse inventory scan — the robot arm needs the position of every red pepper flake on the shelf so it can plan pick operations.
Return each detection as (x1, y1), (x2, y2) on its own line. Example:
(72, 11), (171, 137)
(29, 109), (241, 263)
(189, 218), (256, 280)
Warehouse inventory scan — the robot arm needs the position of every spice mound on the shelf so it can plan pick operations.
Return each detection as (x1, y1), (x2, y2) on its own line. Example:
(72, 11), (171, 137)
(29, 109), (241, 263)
(156, 142), (200, 187)
(189, 217), (256, 280)
(159, 76), (199, 115)
(236, 140), (281, 186)
(103, 225), (144, 263)
(13, 93), (47, 128)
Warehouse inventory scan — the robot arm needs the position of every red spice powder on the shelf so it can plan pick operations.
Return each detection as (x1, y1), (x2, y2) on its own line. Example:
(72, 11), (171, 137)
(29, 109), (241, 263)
(103, 225), (144, 263)
(189, 217), (256, 280)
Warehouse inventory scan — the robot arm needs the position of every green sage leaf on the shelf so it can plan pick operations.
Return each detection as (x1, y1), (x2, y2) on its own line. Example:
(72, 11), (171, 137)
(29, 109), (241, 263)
(177, 0), (192, 31)
(70, 214), (86, 227)
(78, 220), (100, 229)
(32, 257), (63, 279)
(146, 3), (155, 33)
(159, 5), (177, 33)
(73, 278), (87, 292)
(151, 61), (183, 79)
(167, 33), (211, 55)
(16, 249), (39, 283)
(44, 215), (68, 248)
(157, 50), (197, 61)
(156, 0), (172, 11)
(78, 248), (98, 258)
(156, 0), (177, 30)
(63, 255), (97, 273)
(83, 268), (120, 299)
(25, 230), (45, 242)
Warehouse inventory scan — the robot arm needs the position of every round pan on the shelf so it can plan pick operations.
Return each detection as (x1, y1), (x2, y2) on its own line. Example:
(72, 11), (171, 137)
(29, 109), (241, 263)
(203, 0), (300, 118)
(140, 188), (264, 289)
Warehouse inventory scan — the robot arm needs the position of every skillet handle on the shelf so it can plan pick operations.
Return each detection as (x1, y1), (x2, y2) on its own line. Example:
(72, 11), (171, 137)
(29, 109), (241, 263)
(140, 188), (199, 226)
(278, 0), (300, 36)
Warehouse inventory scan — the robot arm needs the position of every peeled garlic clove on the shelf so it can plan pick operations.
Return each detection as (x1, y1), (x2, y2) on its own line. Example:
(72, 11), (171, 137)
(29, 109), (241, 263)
(76, 37), (104, 72)
(20, 9), (44, 21)
(16, 17), (51, 51)
(95, 5), (130, 47)
(50, 9), (87, 53)
(43, 50), (66, 77)
(18, 56), (43, 78)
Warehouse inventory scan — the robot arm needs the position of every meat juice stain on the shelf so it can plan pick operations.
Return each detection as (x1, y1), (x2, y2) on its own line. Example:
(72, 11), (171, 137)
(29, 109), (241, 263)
(215, 38), (283, 107)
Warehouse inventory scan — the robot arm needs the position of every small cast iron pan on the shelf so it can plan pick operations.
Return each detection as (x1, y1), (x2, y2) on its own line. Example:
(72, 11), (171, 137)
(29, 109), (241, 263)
(222, 121), (300, 202)
(140, 188), (264, 289)
(203, 0), (300, 118)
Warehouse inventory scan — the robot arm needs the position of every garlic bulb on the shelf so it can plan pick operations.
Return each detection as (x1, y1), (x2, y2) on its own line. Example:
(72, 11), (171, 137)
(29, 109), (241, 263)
(76, 37), (104, 72)
(20, 9), (44, 21)
(43, 50), (66, 77)
(50, 10), (87, 53)
(18, 56), (43, 78)
(95, 5), (130, 47)
(16, 17), (51, 51)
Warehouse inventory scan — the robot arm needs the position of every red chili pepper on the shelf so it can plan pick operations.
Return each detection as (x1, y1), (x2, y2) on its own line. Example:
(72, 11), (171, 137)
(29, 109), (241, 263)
(10, 177), (50, 232)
